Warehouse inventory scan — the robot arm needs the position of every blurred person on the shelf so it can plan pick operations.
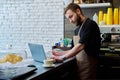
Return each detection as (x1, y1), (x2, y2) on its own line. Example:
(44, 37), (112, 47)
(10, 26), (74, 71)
(51, 3), (101, 80)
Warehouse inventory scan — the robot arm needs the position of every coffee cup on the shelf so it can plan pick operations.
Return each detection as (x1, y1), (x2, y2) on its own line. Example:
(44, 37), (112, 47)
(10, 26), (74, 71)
(43, 58), (54, 66)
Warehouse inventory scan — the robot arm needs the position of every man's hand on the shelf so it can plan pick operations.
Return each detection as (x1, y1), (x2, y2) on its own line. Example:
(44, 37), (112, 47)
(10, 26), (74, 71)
(52, 50), (64, 56)
(51, 55), (63, 62)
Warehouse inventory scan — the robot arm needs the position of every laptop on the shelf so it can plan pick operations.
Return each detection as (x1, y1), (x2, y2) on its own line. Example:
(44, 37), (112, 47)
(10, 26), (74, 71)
(28, 43), (47, 63)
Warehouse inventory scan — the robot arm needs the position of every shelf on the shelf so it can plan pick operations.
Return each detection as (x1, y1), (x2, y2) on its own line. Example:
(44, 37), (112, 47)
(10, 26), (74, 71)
(99, 25), (120, 27)
(79, 3), (111, 8)
(100, 48), (120, 51)
(99, 25), (120, 33)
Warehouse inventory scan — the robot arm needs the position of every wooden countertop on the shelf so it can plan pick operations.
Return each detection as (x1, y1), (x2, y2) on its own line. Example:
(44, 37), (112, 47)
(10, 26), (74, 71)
(25, 57), (76, 80)
(0, 57), (77, 80)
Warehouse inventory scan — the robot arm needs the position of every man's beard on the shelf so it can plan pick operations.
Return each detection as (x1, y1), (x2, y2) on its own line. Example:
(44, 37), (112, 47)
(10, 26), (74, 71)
(76, 15), (81, 26)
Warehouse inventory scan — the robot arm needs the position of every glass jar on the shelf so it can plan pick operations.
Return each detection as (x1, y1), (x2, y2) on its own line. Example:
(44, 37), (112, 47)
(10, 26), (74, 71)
(0, 49), (27, 60)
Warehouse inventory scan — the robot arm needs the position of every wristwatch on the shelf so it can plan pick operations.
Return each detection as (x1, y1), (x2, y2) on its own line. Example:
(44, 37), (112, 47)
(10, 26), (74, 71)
(60, 55), (67, 60)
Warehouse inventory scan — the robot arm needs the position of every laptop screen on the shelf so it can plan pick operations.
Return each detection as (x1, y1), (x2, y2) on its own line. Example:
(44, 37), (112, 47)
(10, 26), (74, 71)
(28, 43), (47, 63)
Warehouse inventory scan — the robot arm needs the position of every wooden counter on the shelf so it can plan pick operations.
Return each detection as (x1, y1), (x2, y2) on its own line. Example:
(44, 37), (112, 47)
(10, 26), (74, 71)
(26, 57), (78, 80)
(8, 57), (78, 80)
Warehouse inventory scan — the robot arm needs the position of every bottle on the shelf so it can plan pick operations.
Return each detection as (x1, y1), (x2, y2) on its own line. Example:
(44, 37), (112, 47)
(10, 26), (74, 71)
(103, 13), (107, 25)
(113, 8), (118, 24)
(118, 7), (120, 24)
(60, 38), (64, 47)
(98, 10), (103, 25)
(106, 8), (113, 25)
(77, 0), (81, 4)
(93, 13), (98, 24)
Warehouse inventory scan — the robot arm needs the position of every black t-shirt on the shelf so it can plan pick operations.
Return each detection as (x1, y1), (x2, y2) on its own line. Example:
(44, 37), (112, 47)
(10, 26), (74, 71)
(74, 18), (101, 57)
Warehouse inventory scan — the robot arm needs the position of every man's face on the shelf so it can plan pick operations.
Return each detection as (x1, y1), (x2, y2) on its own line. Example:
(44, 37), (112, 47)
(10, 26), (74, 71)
(65, 9), (81, 26)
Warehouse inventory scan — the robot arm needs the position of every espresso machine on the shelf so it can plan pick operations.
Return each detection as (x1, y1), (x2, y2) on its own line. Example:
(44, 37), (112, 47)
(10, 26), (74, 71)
(99, 26), (120, 56)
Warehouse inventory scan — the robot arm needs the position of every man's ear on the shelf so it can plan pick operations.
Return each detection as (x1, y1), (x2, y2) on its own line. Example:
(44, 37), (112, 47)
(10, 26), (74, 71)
(75, 9), (81, 15)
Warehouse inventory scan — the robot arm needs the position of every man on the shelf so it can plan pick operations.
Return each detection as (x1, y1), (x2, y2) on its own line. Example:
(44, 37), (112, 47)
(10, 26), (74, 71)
(51, 3), (101, 80)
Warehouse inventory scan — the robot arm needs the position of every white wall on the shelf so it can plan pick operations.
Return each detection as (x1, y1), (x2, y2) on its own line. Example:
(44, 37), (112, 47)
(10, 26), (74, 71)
(0, 0), (64, 57)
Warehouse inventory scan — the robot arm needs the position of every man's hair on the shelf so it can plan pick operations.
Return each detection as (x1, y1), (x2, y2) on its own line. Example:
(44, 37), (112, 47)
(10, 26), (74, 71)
(64, 3), (83, 15)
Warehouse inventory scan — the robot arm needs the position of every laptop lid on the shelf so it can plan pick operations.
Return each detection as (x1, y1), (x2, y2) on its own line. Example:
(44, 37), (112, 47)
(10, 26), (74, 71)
(28, 43), (47, 63)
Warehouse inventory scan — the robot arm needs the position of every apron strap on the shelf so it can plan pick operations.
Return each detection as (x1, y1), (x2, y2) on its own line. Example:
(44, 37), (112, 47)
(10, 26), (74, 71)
(77, 18), (87, 36)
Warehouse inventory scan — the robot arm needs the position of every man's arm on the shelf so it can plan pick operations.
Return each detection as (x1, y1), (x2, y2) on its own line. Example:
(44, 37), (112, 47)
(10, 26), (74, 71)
(51, 43), (85, 62)
(64, 43), (85, 59)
